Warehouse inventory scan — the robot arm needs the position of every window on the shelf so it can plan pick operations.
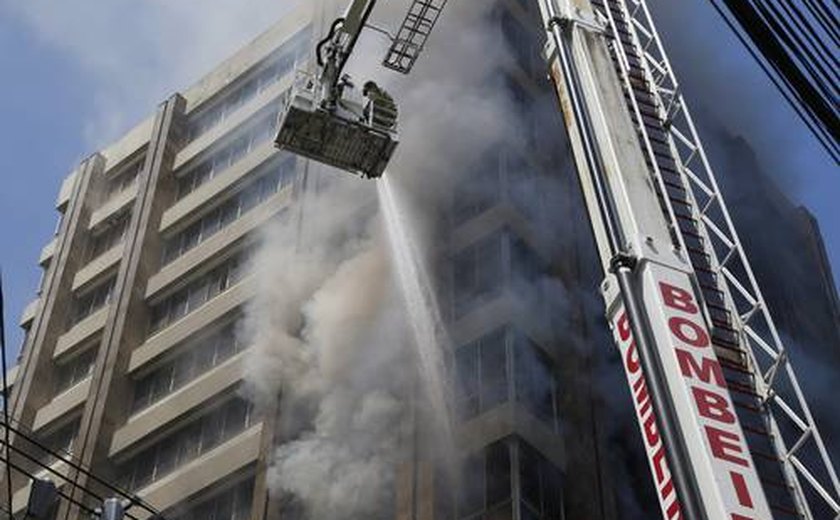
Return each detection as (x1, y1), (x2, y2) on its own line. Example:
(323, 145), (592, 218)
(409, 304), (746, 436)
(118, 398), (255, 491)
(54, 346), (98, 394)
(518, 442), (563, 519)
(452, 233), (504, 318)
(454, 327), (560, 427)
(87, 212), (131, 261)
(37, 418), (80, 467)
(500, 11), (537, 76)
(71, 277), (116, 326)
(457, 439), (513, 519)
(172, 478), (254, 520)
(132, 319), (247, 412)
(451, 156), (502, 225)
(455, 329), (508, 420)
(162, 156), (295, 265)
(176, 108), (280, 200)
(450, 148), (540, 227)
(186, 26), (311, 142)
(451, 229), (545, 318)
(103, 158), (143, 200)
(149, 249), (253, 334)
(439, 438), (563, 520)
(513, 333), (558, 427)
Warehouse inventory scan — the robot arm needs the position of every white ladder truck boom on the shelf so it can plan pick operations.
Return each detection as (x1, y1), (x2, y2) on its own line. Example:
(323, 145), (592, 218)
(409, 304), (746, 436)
(535, 0), (840, 518)
(274, 0), (840, 518)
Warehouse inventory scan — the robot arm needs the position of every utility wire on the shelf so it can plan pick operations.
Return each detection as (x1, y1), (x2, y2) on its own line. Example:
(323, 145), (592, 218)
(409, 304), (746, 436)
(0, 274), (14, 520)
(0, 419), (161, 518)
(711, 0), (840, 162)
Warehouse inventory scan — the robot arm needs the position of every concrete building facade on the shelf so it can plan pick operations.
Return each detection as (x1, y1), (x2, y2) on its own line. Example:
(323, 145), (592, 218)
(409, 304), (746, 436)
(3, 1), (655, 519)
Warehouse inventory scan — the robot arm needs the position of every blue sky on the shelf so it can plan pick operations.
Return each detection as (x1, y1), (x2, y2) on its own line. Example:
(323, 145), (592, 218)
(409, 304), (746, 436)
(0, 0), (837, 363)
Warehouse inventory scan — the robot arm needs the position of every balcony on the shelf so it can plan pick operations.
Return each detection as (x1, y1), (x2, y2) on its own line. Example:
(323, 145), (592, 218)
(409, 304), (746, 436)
(19, 298), (40, 328)
(54, 306), (109, 359)
(111, 352), (247, 457)
(39, 237), (57, 267)
(148, 188), (290, 300)
(32, 378), (91, 432)
(175, 76), (292, 171)
(161, 141), (277, 234)
(130, 276), (255, 373)
(132, 423), (262, 519)
(56, 171), (78, 211)
(72, 243), (124, 293)
(89, 183), (139, 231)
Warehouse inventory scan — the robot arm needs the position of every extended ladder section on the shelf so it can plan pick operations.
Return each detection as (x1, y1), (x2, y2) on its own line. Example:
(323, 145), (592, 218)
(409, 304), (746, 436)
(383, 0), (448, 74)
(591, 0), (840, 517)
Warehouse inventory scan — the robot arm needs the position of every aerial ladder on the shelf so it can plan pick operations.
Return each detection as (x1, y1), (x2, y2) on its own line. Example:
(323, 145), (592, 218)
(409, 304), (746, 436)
(274, 0), (840, 518)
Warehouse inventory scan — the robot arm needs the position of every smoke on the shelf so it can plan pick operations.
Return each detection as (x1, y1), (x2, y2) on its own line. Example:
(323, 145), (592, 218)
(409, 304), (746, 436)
(0, 0), (305, 146)
(240, 1), (567, 517)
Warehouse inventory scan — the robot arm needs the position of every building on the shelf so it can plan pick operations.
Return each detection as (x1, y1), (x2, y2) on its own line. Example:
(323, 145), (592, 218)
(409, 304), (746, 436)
(3, 1), (625, 519)
(8, 1), (838, 519)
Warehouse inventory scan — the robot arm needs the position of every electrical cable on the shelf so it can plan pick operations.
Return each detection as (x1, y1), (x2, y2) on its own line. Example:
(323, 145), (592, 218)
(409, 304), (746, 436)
(752, 0), (838, 100)
(708, 0), (840, 162)
(801, 0), (840, 45)
(764, 0), (839, 90)
(0, 274), (14, 520)
(0, 420), (161, 517)
(710, 0), (840, 162)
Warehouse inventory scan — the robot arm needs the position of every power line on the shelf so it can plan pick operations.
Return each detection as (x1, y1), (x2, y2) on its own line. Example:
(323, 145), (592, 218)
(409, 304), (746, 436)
(0, 274), (14, 520)
(711, 0), (840, 163)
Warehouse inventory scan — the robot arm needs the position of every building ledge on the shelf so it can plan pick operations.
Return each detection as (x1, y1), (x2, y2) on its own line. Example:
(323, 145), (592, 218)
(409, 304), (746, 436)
(54, 306), (109, 359)
(32, 378), (91, 432)
(449, 291), (553, 357)
(111, 353), (246, 457)
(19, 298), (40, 328)
(73, 243), (124, 293)
(457, 401), (565, 469)
(56, 171), (78, 211)
(39, 237), (57, 267)
(161, 141), (276, 234)
(175, 76), (291, 171)
(133, 423), (262, 519)
(147, 189), (290, 300)
(89, 184), (138, 231)
(130, 277), (255, 373)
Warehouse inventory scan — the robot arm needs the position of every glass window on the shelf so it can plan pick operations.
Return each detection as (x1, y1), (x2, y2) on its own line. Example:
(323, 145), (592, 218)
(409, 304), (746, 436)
(163, 156), (294, 266)
(71, 276), (116, 326)
(184, 26), (311, 142)
(149, 248), (254, 334)
(118, 399), (255, 491)
(54, 346), (98, 394)
(176, 109), (279, 200)
(457, 439), (513, 519)
(170, 478), (254, 520)
(132, 319), (246, 412)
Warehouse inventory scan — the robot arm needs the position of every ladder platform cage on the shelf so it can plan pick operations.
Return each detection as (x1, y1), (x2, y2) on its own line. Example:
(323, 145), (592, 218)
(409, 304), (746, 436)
(591, 0), (840, 517)
(275, 72), (398, 179)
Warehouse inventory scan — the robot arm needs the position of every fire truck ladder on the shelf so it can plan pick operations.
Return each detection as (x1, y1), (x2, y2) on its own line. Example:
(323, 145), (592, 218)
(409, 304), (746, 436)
(590, 0), (840, 517)
(383, 0), (449, 74)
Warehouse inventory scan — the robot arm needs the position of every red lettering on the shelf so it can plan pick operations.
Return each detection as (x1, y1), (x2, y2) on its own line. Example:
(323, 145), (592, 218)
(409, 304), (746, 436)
(643, 412), (660, 449)
(665, 497), (682, 520)
(633, 375), (652, 417)
(693, 387), (736, 424)
(617, 312), (632, 341)
(660, 282), (698, 314)
(676, 349), (725, 388)
(669, 316), (710, 348)
(705, 426), (749, 467)
(625, 340), (640, 374)
(730, 471), (754, 508)
(731, 515), (755, 520)
(660, 477), (674, 500)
